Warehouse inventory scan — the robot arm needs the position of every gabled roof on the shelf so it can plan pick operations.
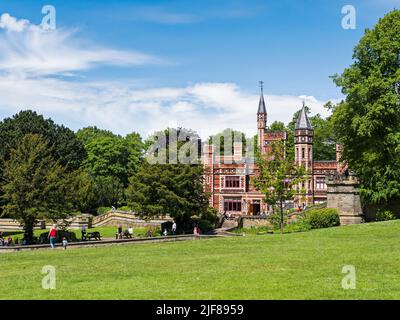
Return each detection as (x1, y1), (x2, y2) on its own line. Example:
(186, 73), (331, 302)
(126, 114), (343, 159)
(295, 102), (312, 130)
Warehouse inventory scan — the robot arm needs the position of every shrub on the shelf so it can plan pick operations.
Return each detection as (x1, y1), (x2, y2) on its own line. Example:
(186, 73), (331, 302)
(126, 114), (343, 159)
(38, 230), (78, 244)
(97, 207), (112, 216)
(283, 220), (312, 233)
(267, 211), (289, 229)
(376, 210), (397, 221)
(117, 206), (131, 212)
(304, 208), (340, 229)
(198, 219), (214, 232)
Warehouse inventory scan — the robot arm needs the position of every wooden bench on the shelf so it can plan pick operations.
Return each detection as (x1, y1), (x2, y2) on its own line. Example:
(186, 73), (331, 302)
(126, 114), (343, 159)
(83, 232), (101, 241)
(115, 231), (133, 239)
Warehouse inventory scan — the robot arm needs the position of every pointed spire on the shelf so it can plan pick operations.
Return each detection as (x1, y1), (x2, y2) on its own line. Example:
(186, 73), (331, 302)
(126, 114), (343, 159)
(295, 101), (312, 129)
(257, 80), (267, 114)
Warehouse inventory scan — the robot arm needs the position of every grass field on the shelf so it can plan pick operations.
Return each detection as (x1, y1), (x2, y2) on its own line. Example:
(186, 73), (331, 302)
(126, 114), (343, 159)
(1, 220), (400, 300)
(3, 226), (150, 242)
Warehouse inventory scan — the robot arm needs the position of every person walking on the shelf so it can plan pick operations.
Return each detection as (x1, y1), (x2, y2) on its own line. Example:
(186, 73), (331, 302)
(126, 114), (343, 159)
(117, 225), (123, 239)
(62, 237), (68, 250)
(128, 226), (134, 238)
(81, 225), (87, 241)
(48, 225), (57, 249)
(171, 221), (177, 235)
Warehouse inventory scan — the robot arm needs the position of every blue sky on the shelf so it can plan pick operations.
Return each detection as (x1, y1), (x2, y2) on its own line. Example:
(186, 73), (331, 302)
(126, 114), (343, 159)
(0, 0), (398, 138)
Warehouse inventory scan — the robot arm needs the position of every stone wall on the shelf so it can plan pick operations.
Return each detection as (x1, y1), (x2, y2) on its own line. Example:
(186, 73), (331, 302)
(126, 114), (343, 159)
(0, 219), (45, 231)
(326, 174), (364, 225)
(241, 216), (272, 228)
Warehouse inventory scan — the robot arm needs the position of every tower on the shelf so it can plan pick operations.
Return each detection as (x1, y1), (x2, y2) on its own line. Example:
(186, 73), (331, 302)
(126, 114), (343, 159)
(257, 81), (267, 152)
(295, 101), (314, 205)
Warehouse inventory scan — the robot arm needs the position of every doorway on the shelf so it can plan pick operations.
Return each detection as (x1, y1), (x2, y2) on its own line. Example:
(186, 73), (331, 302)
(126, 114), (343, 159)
(252, 202), (261, 215)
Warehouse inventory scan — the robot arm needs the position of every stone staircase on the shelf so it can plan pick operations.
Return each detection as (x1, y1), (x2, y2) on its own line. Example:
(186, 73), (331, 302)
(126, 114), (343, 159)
(92, 210), (170, 228)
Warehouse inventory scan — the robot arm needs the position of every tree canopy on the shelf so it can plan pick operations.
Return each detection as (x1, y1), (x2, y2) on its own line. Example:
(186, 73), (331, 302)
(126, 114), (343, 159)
(1, 134), (76, 243)
(331, 10), (400, 204)
(0, 110), (86, 173)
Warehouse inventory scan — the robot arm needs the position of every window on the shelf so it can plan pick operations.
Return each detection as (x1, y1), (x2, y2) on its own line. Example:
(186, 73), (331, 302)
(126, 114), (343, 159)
(225, 176), (240, 188)
(302, 148), (305, 159)
(316, 178), (326, 190)
(223, 198), (242, 211)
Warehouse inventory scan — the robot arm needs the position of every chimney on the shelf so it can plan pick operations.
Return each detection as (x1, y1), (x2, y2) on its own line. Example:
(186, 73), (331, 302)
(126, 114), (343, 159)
(233, 142), (242, 161)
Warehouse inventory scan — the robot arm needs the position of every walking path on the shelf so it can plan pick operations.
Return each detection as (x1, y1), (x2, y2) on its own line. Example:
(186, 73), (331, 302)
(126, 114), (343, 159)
(0, 234), (228, 253)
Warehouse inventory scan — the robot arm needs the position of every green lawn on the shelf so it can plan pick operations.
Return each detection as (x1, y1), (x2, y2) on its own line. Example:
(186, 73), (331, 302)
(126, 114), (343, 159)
(3, 226), (150, 242)
(1, 220), (400, 299)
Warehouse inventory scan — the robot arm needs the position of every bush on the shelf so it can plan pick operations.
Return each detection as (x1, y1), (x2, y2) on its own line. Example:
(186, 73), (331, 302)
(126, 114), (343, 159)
(200, 207), (219, 226)
(283, 220), (312, 233)
(117, 206), (131, 212)
(376, 210), (397, 221)
(97, 207), (112, 216)
(38, 230), (78, 244)
(304, 208), (340, 229)
(197, 219), (214, 232)
(267, 211), (289, 229)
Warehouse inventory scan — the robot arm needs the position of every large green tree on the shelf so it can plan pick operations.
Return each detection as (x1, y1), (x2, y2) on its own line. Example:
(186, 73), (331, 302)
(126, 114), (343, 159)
(129, 127), (215, 230)
(0, 111), (86, 215)
(76, 127), (144, 211)
(0, 110), (86, 173)
(77, 126), (144, 186)
(126, 162), (211, 228)
(332, 10), (400, 204)
(1, 134), (76, 243)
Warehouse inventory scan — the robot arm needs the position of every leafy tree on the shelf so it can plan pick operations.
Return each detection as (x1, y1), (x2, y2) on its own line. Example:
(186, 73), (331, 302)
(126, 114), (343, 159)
(83, 136), (130, 184)
(252, 141), (307, 233)
(126, 162), (212, 229)
(0, 111), (86, 215)
(145, 127), (201, 164)
(126, 132), (144, 177)
(1, 134), (75, 243)
(310, 111), (336, 161)
(76, 126), (115, 145)
(72, 171), (124, 213)
(331, 10), (400, 204)
(0, 110), (86, 173)
(269, 121), (285, 132)
(77, 126), (144, 186)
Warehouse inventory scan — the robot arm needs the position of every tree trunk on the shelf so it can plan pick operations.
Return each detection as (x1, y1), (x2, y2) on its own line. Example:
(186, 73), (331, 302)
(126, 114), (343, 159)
(23, 217), (35, 245)
(280, 199), (284, 234)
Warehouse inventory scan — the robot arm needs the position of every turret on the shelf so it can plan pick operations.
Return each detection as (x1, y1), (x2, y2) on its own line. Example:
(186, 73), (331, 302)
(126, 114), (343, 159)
(257, 81), (267, 151)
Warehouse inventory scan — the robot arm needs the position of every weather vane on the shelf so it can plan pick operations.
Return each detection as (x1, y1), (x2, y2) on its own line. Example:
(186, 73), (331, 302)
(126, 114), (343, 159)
(259, 80), (264, 93)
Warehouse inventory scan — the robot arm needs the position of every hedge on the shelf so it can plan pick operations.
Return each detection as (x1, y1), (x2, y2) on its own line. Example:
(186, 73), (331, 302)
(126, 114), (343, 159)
(304, 208), (340, 229)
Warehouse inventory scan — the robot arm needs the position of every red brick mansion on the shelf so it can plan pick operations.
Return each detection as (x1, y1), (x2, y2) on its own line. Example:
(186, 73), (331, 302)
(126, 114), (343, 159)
(202, 87), (346, 216)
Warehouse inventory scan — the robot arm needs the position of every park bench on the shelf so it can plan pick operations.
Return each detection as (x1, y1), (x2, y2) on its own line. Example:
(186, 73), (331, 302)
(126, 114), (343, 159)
(83, 231), (101, 241)
(115, 230), (133, 239)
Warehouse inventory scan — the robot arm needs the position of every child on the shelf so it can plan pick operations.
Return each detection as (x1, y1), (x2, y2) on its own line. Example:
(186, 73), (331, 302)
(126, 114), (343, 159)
(62, 237), (68, 250)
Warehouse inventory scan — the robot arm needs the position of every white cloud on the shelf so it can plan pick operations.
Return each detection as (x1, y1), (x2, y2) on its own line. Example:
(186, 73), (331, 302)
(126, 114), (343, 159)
(0, 13), (159, 76)
(0, 75), (335, 139)
(0, 13), (31, 32)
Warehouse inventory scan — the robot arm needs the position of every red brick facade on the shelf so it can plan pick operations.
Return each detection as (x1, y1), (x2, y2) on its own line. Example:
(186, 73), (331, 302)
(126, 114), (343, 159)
(203, 94), (345, 216)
